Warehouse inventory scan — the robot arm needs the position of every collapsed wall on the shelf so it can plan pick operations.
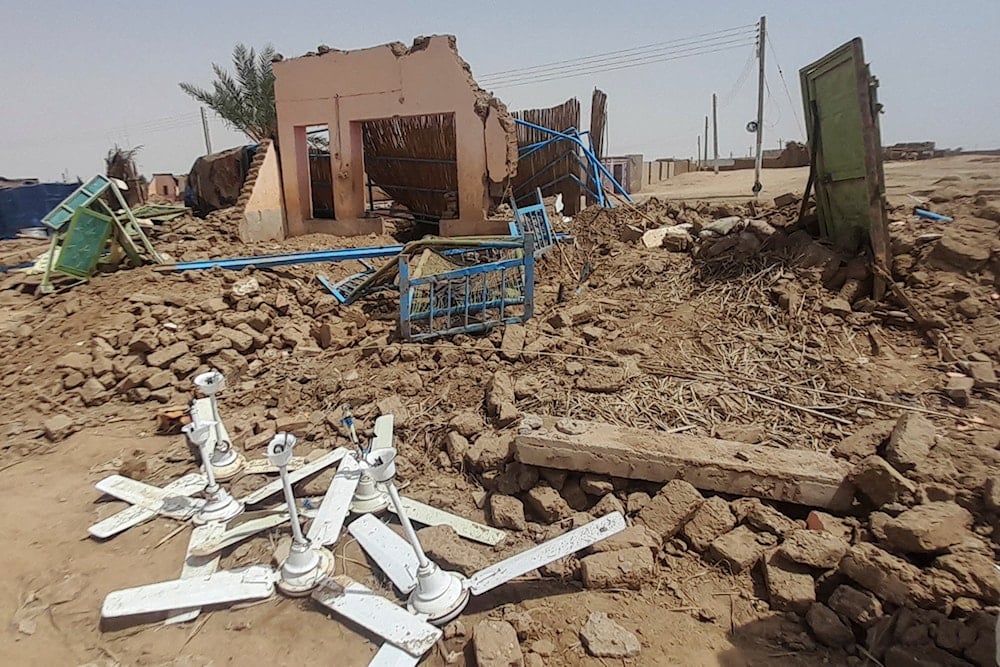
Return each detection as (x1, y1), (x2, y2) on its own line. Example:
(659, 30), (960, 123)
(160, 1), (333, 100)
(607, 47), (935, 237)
(273, 34), (518, 237)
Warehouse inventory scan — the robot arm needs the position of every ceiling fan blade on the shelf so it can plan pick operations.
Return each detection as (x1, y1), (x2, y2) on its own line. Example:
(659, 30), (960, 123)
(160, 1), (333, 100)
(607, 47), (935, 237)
(241, 447), (349, 506)
(372, 414), (394, 449)
(165, 523), (222, 625)
(189, 510), (291, 557)
(95, 473), (206, 520)
(348, 514), (418, 594)
(312, 575), (441, 658)
(369, 643), (420, 667)
(392, 496), (506, 546)
(306, 454), (362, 546)
(101, 565), (275, 619)
(88, 473), (206, 539)
(467, 511), (626, 596)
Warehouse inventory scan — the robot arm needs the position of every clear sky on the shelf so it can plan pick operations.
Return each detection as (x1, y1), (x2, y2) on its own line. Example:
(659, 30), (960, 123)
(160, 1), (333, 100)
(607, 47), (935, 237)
(2, 0), (998, 182)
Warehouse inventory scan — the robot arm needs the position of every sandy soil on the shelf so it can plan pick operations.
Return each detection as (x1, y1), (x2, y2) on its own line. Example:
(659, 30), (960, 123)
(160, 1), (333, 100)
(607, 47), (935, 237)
(0, 155), (997, 667)
(638, 155), (1000, 209)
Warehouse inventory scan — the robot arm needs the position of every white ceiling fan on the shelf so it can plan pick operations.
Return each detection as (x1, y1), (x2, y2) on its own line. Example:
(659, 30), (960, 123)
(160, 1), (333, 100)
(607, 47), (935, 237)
(100, 416), (627, 665)
(100, 431), (445, 662)
(305, 410), (505, 549)
(311, 420), (627, 627)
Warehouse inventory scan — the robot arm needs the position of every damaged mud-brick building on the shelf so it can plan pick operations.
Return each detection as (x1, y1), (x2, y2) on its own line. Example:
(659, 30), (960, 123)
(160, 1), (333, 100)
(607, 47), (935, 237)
(273, 35), (518, 237)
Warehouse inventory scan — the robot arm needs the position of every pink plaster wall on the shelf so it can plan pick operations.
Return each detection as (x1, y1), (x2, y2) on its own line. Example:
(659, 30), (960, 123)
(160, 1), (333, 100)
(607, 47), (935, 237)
(273, 35), (516, 237)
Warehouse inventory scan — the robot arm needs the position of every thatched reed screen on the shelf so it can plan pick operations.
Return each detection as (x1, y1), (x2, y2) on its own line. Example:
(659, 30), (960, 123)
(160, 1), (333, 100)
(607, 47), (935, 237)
(511, 98), (581, 214)
(362, 113), (459, 220)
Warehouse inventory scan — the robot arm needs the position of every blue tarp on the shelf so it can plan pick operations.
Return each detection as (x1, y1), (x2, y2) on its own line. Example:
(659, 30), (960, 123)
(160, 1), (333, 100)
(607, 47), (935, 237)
(0, 182), (79, 239)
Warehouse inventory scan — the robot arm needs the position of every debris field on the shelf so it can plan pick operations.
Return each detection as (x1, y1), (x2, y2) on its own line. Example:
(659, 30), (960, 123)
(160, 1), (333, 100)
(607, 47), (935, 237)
(0, 155), (999, 666)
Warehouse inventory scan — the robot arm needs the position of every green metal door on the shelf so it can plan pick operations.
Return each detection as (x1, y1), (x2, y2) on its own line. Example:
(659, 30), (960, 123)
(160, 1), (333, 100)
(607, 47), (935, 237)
(800, 38), (889, 288)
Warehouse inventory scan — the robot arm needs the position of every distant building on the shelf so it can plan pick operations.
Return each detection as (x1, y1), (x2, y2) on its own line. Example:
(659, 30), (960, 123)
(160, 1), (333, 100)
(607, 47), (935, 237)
(883, 142), (936, 160)
(601, 154), (643, 194)
(147, 173), (185, 200)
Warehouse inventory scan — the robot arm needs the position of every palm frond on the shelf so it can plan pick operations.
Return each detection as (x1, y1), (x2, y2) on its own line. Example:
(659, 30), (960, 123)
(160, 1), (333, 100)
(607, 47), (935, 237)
(179, 42), (278, 144)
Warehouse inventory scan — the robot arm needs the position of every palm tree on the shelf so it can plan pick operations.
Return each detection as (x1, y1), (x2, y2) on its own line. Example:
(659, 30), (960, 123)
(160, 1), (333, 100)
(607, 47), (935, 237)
(180, 44), (277, 143)
(105, 145), (146, 206)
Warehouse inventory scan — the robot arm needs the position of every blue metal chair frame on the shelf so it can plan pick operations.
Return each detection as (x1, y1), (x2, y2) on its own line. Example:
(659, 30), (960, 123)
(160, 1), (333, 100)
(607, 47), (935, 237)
(398, 235), (535, 341)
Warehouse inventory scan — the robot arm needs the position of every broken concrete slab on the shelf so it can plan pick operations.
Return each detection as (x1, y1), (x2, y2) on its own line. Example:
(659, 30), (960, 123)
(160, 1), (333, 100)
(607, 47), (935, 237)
(931, 552), (1000, 604)
(514, 416), (853, 510)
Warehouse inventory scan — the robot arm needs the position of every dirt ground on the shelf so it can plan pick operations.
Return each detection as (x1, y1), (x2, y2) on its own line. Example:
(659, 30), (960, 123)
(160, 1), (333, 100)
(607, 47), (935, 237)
(639, 155), (1000, 209)
(0, 155), (998, 667)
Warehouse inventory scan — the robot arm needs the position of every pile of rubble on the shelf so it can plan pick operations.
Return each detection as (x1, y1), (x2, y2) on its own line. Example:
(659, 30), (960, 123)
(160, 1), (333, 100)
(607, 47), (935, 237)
(446, 409), (996, 666)
(1, 182), (998, 664)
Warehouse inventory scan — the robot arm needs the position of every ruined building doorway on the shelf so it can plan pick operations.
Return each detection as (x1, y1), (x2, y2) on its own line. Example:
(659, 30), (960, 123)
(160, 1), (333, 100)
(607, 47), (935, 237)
(360, 113), (459, 227)
(306, 125), (334, 219)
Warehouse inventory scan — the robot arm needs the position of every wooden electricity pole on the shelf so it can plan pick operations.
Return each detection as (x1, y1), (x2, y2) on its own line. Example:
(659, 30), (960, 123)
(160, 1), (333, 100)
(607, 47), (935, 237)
(704, 116), (709, 166)
(712, 93), (719, 175)
(200, 107), (213, 155)
(752, 16), (766, 196)
(697, 136), (702, 168)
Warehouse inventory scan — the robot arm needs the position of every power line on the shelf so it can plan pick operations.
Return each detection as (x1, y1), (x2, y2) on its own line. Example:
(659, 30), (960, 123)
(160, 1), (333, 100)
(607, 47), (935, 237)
(766, 33), (804, 137)
(718, 47), (757, 109)
(480, 32), (756, 86)
(479, 23), (757, 80)
(482, 40), (757, 89)
(763, 74), (782, 128)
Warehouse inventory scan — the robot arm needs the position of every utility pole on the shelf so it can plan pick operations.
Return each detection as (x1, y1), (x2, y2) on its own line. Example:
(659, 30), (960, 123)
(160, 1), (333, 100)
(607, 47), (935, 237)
(200, 107), (213, 155)
(703, 116), (709, 167)
(712, 93), (719, 175)
(697, 136), (702, 168)
(752, 15), (766, 197)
